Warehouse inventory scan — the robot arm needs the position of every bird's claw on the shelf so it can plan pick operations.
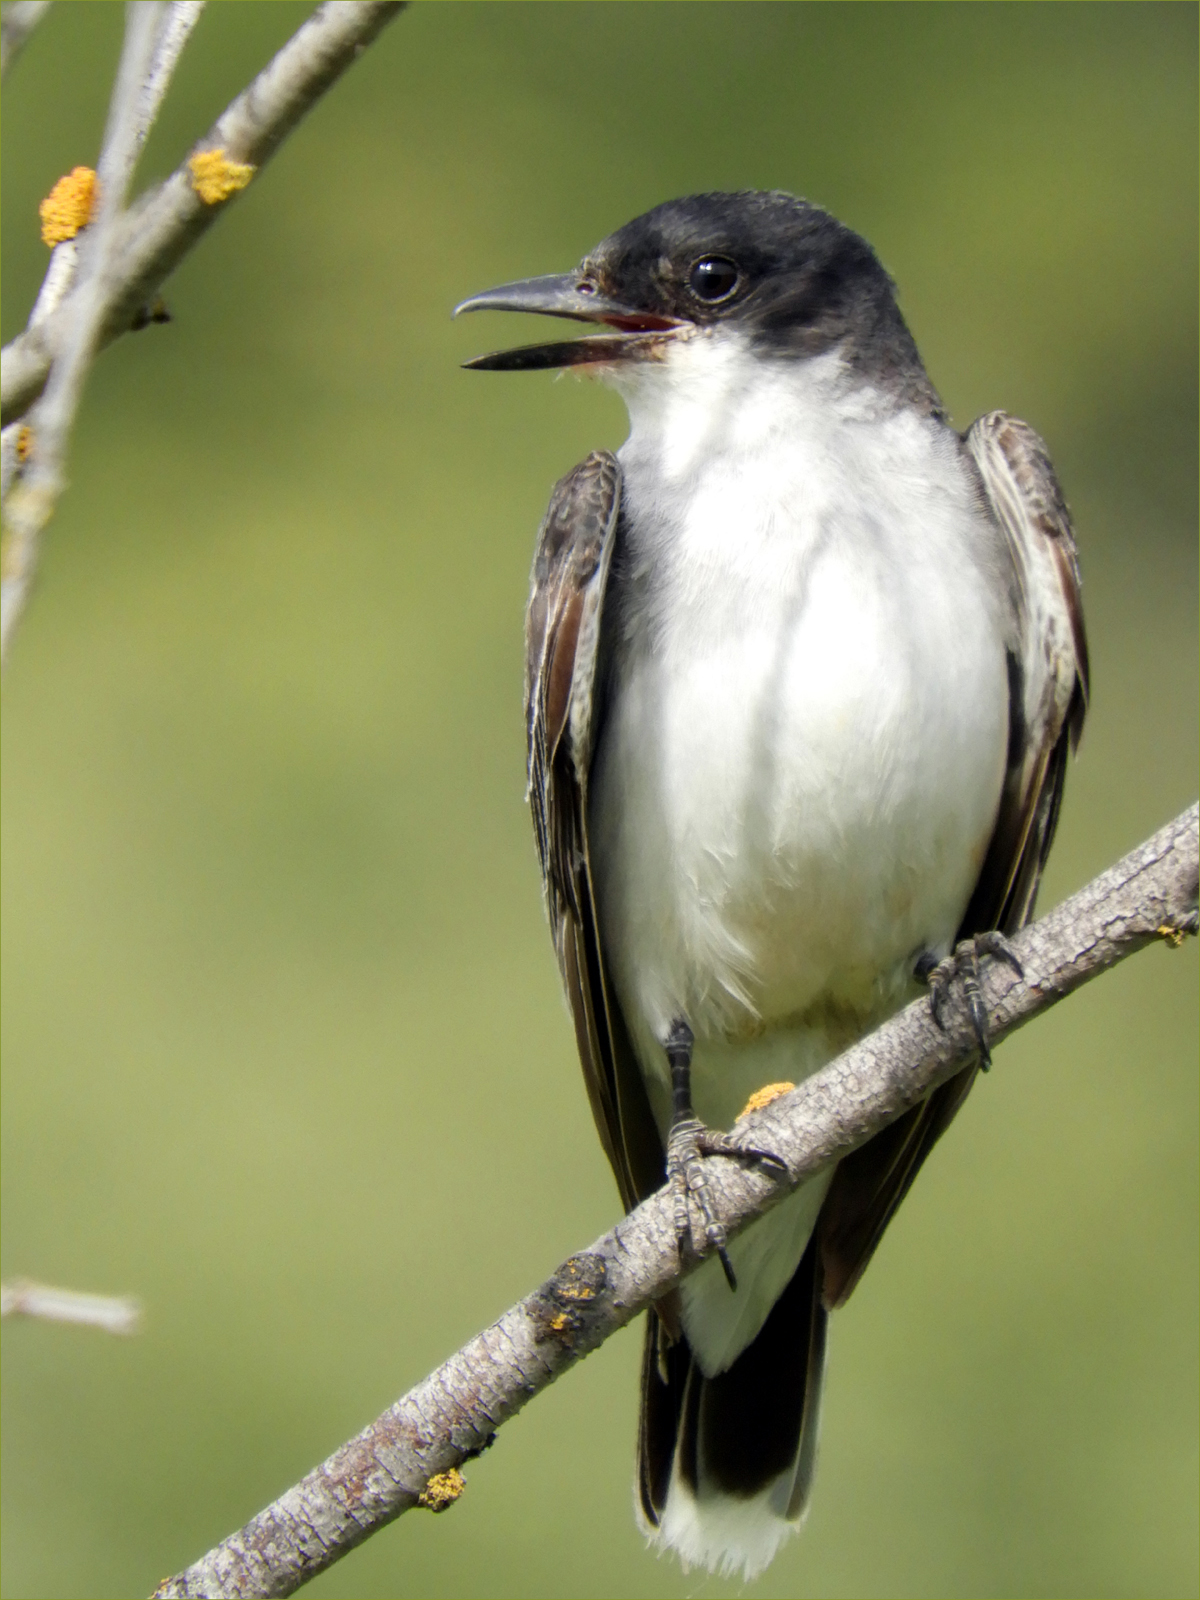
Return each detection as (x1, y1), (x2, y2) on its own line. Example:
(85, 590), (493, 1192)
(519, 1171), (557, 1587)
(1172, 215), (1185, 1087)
(666, 1119), (788, 1292)
(918, 931), (1023, 1071)
(663, 1017), (787, 1292)
(667, 1117), (738, 1289)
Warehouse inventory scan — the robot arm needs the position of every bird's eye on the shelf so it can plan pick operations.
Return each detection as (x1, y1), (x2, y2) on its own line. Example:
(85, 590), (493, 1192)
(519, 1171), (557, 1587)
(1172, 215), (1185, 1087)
(689, 256), (739, 302)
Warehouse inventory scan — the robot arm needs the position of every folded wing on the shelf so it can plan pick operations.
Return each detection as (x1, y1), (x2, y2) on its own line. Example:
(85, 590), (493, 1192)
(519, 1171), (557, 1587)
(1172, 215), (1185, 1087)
(819, 410), (1089, 1308)
(525, 450), (664, 1213)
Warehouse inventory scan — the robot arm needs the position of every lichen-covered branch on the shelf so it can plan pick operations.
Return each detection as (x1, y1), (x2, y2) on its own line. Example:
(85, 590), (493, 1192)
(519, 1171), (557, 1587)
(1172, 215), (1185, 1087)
(1, 1), (165, 664)
(1, 1), (405, 666)
(0, 1), (407, 429)
(0, 0), (203, 527)
(1, 0), (406, 669)
(153, 804), (1198, 1600)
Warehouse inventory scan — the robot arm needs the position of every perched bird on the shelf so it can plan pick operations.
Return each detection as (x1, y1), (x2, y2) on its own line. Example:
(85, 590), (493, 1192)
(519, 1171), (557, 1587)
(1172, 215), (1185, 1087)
(457, 191), (1087, 1580)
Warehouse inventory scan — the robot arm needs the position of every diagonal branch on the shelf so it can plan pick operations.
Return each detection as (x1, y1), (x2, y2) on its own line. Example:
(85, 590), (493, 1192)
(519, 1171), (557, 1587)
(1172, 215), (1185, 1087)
(0, 1), (407, 428)
(152, 803), (1198, 1600)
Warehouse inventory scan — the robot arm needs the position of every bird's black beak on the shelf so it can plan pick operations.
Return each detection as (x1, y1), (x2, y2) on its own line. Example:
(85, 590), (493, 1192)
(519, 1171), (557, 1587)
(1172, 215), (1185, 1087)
(454, 272), (681, 371)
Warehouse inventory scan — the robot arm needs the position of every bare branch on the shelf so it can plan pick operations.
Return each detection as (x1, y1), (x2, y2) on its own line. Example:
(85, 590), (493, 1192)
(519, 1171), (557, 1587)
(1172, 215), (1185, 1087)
(137, 2), (206, 156)
(1, 1277), (142, 1334)
(152, 804), (1198, 1600)
(0, 0), (51, 79)
(0, 1), (407, 428)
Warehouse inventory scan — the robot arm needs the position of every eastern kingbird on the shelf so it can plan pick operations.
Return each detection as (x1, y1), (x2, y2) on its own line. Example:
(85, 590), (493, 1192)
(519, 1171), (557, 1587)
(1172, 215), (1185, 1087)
(456, 191), (1088, 1580)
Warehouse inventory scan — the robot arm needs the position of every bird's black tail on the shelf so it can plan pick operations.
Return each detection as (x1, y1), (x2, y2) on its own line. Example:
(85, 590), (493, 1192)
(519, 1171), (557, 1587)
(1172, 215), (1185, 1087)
(636, 1237), (827, 1579)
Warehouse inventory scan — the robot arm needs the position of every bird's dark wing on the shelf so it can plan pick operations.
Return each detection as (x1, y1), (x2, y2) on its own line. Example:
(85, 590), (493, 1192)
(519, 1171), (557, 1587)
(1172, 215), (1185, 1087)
(957, 411), (1089, 930)
(819, 411), (1088, 1308)
(526, 451), (665, 1214)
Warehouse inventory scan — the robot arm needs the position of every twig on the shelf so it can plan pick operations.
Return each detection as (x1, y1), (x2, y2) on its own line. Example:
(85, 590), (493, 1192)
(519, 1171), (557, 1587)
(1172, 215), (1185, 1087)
(1, 0), (407, 1347)
(0, 0), (51, 79)
(1, 1277), (142, 1334)
(152, 804), (1198, 1600)
(0, 1), (406, 429)
(0, 0), (204, 511)
(0, 1), (164, 665)
(0, 1), (404, 666)
(138, 2), (205, 150)
(2, 1), (201, 492)
(0, 1), (205, 662)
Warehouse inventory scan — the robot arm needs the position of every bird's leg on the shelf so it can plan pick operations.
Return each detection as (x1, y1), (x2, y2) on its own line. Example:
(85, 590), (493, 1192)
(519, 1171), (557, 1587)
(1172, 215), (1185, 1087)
(663, 1018), (787, 1293)
(665, 1020), (738, 1290)
(916, 932), (1024, 1071)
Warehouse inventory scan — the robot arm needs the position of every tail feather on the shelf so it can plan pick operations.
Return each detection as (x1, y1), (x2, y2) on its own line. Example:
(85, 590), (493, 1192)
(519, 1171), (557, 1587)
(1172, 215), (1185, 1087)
(637, 1307), (690, 1527)
(637, 1239), (827, 1578)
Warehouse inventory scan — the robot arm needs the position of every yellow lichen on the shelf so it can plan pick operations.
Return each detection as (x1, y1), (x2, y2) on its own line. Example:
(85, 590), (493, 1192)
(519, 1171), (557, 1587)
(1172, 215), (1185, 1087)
(552, 1254), (605, 1304)
(15, 426), (33, 463)
(39, 167), (98, 245)
(555, 1277), (596, 1304)
(188, 148), (255, 205)
(417, 1468), (465, 1512)
(737, 1081), (795, 1119)
(1156, 922), (1189, 949)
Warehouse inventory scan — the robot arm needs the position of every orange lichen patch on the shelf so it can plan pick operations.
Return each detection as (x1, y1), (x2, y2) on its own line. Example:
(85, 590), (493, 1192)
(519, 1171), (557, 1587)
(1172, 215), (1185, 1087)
(187, 148), (255, 205)
(554, 1259), (601, 1302)
(737, 1081), (795, 1119)
(39, 167), (98, 245)
(15, 426), (33, 463)
(417, 1468), (465, 1512)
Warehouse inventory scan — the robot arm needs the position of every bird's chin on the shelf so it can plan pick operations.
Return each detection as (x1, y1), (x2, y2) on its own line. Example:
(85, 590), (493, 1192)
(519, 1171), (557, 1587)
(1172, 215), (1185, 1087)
(462, 329), (681, 372)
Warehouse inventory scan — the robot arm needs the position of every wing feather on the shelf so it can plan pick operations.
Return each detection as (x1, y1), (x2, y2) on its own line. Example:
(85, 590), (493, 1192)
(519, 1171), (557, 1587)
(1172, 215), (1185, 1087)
(959, 411), (1088, 932)
(526, 452), (665, 1213)
(820, 411), (1088, 1308)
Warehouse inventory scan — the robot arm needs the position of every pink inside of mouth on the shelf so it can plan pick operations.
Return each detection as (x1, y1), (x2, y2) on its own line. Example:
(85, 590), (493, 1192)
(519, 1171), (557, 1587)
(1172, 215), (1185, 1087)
(599, 312), (679, 333)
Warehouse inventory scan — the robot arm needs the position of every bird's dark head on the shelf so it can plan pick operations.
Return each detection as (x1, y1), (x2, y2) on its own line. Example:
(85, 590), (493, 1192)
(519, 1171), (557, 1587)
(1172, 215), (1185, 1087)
(455, 190), (934, 404)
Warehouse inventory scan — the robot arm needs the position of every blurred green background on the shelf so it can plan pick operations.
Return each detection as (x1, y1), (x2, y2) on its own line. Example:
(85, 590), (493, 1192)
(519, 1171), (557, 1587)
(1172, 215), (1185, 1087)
(2, 4), (1197, 1598)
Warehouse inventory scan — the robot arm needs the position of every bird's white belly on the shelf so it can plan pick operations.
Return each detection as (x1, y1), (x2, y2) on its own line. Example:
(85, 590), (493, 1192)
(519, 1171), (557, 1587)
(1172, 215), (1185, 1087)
(591, 533), (1007, 1138)
(592, 500), (1007, 1375)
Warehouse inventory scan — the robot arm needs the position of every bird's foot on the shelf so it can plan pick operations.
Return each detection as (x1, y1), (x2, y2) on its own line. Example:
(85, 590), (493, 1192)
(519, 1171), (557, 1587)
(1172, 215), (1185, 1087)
(916, 932), (1023, 1071)
(664, 1021), (788, 1292)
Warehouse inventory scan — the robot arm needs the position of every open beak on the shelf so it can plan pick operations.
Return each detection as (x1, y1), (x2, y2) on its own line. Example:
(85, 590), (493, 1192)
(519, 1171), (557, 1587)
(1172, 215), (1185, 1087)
(453, 272), (682, 371)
